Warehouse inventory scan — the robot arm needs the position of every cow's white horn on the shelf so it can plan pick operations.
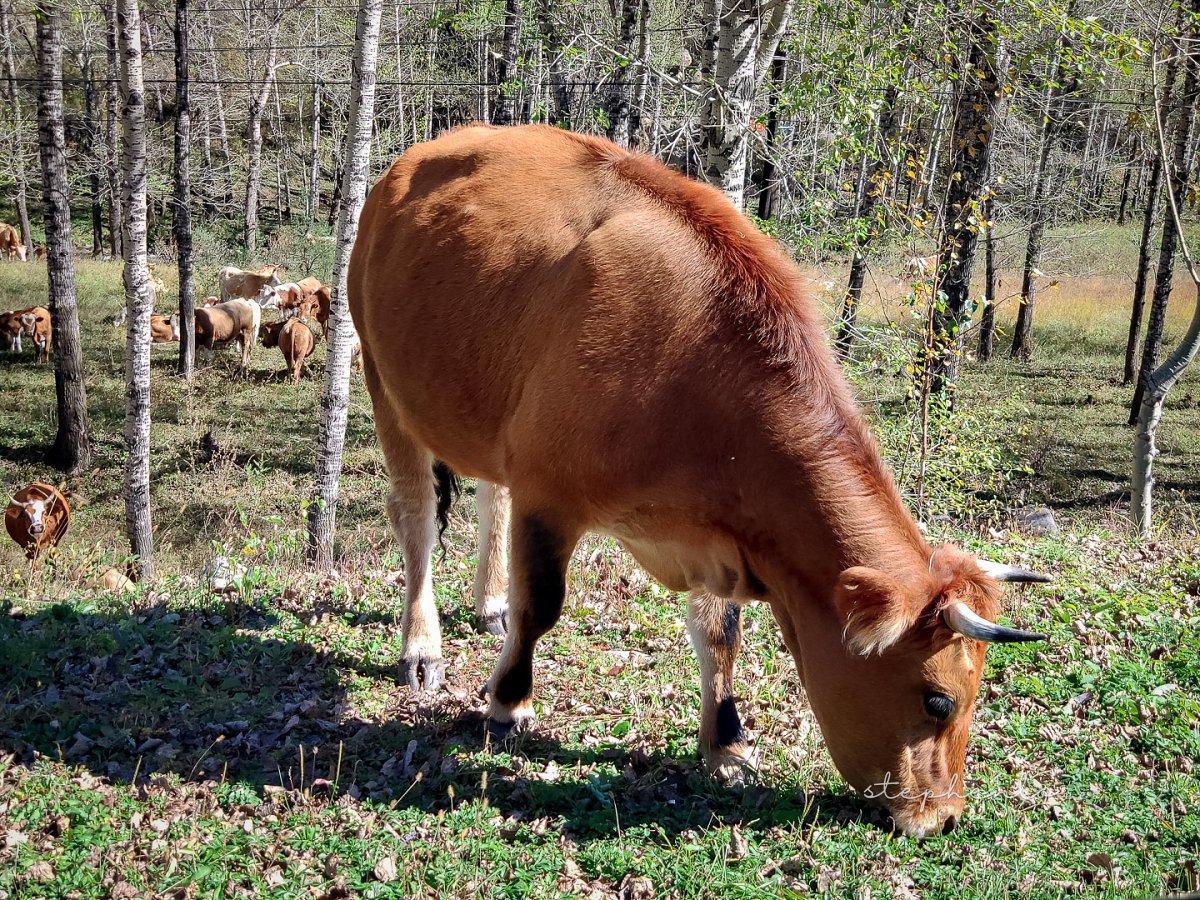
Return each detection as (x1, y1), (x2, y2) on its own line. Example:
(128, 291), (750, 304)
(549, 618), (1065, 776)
(942, 602), (1046, 643)
(975, 559), (1052, 584)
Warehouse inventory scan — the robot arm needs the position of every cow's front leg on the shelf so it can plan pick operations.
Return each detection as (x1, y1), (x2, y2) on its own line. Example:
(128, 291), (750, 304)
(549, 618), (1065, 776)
(473, 480), (511, 635)
(486, 509), (579, 739)
(688, 592), (754, 782)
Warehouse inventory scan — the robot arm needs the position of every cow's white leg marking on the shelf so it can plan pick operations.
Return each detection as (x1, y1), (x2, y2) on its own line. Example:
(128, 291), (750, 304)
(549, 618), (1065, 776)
(473, 480), (511, 635)
(688, 592), (755, 783)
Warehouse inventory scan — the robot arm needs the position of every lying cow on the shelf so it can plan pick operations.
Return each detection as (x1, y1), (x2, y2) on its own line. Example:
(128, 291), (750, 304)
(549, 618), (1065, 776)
(902, 254), (938, 279)
(262, 318), (315, 384)
(150, 313), (180, 343)
(351, 125), (1050, 839)
(0, 223), (27, 261)
(194, 299), (261, 374)
(218, 264), (282, 303)
(5, 483), (70, 566)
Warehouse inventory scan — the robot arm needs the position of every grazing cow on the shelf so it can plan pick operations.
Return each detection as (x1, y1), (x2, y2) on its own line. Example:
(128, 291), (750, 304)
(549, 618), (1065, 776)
(902, 254), (939, 279)
(218, 264), (282, 303)
(5, 483), (70, 566)
(194, 299), (261, 374)
(350, 125), (1050, 839)
(262, 318), (315, 384)
(0, 223), (27, 261)
(150, 313), (180, 343)
(20, 307), (52, 362)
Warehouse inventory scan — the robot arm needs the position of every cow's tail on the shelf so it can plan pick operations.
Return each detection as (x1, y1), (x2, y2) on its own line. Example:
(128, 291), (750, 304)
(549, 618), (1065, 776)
(432, 460), (460, 555)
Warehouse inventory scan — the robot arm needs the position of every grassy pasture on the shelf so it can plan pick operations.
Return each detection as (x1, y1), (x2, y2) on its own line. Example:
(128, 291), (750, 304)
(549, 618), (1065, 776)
(1, 226), (1199, 898)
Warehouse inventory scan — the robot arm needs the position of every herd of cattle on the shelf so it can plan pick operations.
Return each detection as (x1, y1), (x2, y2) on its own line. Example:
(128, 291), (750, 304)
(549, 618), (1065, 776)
(0, 247), (345, 384)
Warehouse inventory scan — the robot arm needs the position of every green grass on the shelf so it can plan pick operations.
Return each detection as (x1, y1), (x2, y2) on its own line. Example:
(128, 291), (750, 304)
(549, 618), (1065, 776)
(2, 234), (1199, 897)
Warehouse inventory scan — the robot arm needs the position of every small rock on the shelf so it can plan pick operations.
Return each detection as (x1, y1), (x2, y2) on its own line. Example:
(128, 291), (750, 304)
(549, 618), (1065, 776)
(199, 556), (247, 593)
(373, 856), (398, 883)
(1012, 506), (1058, 536)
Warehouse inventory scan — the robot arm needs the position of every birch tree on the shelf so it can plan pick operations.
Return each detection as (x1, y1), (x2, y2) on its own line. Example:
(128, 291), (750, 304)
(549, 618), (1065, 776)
(698, 0), (794, 208)
(2, 0), (35, 257)
(36, 0), (90, 474)
(174, 0), (195, 379)
(118, 0), (154, 580)
(1133, 0), (1200, 535)
(307, 0), (384, 567)
(243, 24), (279, 252)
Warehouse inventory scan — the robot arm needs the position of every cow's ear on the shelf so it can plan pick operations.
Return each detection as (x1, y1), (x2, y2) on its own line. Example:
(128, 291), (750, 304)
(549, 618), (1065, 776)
(834, 567), (920, 656)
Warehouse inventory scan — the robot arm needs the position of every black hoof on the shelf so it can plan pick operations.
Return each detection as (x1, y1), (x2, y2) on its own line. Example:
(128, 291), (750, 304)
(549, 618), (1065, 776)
(400, 656), (446, 692)
(477, 612), (508, 636)
(487, 717), (527, 746)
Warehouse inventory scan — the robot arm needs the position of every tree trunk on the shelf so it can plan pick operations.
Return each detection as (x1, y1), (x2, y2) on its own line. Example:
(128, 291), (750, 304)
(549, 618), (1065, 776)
(1125, 155), (1163, 385)
(536, 0), (569, 126)
(3, 0), (35, 257)
(77, 55), (105, 257)
(605, 0), (637, 146)
(1010, 9), (1075, 361)
(977, 197), (998, 361)
(106, 0), (121, 257)
(1133, 0), (1200, 534)
(274, 82), (293, 223)
(1116, 158), (1134, 225)
(118, 0), (154, 581)
(174, 0), (195, 380)
(307, 0), (384, 567)
(36, 0), (91, 474)
(756, 48), (786, 220)
(308, 76), (321, 219)
(699, 0), (794, 208)
(491, 0), (520, 126)
(244, 41), (278, 252)
(629, 0), (651, 147)
(929, 14), (1006, 391)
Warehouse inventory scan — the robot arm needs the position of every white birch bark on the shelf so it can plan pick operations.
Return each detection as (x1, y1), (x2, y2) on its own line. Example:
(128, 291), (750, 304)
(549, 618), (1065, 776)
(307, 0), (383, 567)
(118, 0), (154, 579)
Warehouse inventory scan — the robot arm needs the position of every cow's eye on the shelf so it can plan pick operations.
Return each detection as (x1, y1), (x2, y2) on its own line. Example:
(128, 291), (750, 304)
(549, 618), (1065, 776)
(923, 692), (955, 721)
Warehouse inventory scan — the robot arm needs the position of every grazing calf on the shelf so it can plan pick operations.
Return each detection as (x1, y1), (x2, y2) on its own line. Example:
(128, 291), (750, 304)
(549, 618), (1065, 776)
(262, 318), (315, 383)
(5, 483), (70, 565)
(150, 313), (180, 343)
(218, 264), (282, 302)
(350, 125), (1049, 839)
(0, 223), (27, 261)
(902, 254), (939, 279)
(194, 299), (261, 374)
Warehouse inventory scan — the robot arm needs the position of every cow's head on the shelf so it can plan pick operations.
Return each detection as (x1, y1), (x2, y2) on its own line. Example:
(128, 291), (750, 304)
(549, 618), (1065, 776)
(168, 313), (181, 342)
(795, 545), (1047, 838)
(15, 245), (27, 262)
(10, 493), (55, 537)
(19, 312), (37, 334)
(256, 283), (281, 309)
(261, 321), (285, 348)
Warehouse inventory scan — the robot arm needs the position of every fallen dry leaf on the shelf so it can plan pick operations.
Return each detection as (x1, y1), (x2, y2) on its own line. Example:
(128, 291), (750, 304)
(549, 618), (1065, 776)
(374, 855), (398, 883)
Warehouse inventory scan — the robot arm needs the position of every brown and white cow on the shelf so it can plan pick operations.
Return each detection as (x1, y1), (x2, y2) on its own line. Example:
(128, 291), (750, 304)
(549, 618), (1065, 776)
(350, 125), (1049, 839)
(262, 318), (315, 384)
(5, 482), (70, 565)
(1, 306), (52, 360)
(150, 313), (180, 343)
(0, 223), (27, 261)
(902, 255), (939, 279)
(218, 264), (282, 303)
(194, 299), (261, 374)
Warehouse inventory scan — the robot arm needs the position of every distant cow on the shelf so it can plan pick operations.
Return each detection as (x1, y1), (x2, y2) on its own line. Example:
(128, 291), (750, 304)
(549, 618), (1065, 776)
(150, 313), (180, 343)
(5, 483), (70, 566)
(194, 299), (261, 374)
(33, 245), (46, 261)
(262, 318), (315, 384)
(0, 223), (27, 261)
(1, 306), (51, 360)
(218, 264), (282, 303)
(902, 255), (938, 279)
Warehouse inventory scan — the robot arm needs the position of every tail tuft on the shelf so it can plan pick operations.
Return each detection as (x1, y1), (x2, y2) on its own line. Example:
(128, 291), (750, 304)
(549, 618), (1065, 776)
(432, 461), (461, 555)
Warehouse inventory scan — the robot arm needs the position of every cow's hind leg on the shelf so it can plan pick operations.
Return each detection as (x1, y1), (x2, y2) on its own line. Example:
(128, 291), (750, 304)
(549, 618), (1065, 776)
(473, 480), (510, 635)
(377, 418), (445, 691)
(486, 507), (579, 738)
(689, 593), (754, 782)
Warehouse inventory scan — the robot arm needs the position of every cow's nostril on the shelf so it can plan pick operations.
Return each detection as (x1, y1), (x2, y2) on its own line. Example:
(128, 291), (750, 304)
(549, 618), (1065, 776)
(941, 815), (958, 835)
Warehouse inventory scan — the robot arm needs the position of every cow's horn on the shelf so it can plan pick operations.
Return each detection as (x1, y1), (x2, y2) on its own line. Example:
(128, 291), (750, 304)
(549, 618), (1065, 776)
(975, 559), (1052, 583)
(942, 602), (1047, 643)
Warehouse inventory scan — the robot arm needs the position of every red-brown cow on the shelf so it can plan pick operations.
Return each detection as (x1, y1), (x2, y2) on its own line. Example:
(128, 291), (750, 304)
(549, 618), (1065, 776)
(349, 125), (1049, 838)
(261, 318), (315, 383)
(0, 223), (27, 261)
(218, 264), (282, 303)
(5, 482), (70, 566)
(194, 299), (261, 374)
(150, 313), (180, 343)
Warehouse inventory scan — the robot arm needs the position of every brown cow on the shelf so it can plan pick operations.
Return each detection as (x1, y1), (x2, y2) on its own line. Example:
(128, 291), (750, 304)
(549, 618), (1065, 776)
(150, 313), (180, 343)
(262, 318), (315, 384)
(33, 245), (46, 261)
(5, 482), (70, 566)
(1, 306), (52, 360)
(349, 125), (1049, 839)
(218, 264), (282, 302)
(194, 299), (261, 374)
(0, 223), (27, 261)
(902, 255), (939, 279)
